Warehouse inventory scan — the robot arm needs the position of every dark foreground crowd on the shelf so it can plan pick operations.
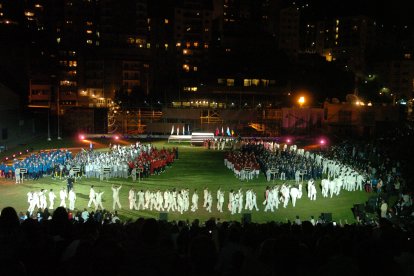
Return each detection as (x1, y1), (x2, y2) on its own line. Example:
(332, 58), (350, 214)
(1, 206), (414, 276)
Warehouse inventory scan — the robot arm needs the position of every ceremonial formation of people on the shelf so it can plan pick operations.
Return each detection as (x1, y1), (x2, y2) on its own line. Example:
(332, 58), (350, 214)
(224, 140), (409, 216)
(1, 142), (177, 183)
(68, 142), (177, 181)
(1, 149), (72, 181)
(6, 136), (410, 219)
(25, 184), (265, 215)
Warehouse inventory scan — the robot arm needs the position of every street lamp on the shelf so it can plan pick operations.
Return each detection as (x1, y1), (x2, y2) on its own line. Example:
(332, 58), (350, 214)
(298, 96), (305, 107)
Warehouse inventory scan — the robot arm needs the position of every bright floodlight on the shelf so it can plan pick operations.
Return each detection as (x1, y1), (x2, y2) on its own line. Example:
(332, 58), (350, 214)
(286, 138), (291, 143)
(79, 134), (85, 140)
(320, 139), (325, 145)
(298, 96), (305, 106)
(114, 135), (119, 140)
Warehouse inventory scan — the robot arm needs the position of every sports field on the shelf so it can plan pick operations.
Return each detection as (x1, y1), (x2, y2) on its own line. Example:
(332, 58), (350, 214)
(0, 139), (372, 223)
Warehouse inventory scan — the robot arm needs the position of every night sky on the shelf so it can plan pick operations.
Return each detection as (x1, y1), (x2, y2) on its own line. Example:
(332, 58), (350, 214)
(307, 0), (413, 26)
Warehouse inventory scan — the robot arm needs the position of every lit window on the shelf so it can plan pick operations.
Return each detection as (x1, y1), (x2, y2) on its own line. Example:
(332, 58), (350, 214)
(225, 48), (231, 52)
(186, 42), (191, 48)
(227, 79), (235, 86)
(86, 21), (93, 26)
(404, 53), (411, 59)
(164, 18), (169, 24)
(204, 28), (209, 32)
(164, 43), (168, 49)
(57, 37), (61, 43)
(86, 30), (92, 34)
(86, 40), (93, 44)
(146, 43), (151, 48)
(217, 78), (224, 85)
(193, 42), (199, 47)
(252, 79), (260, 86)
(262, 79), (269, 86)
(244, 79), (251, 86)
(204, 43), (208, 49)
(176, 42), (181, 47)
(193, 66), (198, 71)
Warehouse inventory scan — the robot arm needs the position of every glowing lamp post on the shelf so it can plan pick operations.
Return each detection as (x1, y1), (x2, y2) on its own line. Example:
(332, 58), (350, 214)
(298, 96), (305, 108)
(319, 139), (326, 150)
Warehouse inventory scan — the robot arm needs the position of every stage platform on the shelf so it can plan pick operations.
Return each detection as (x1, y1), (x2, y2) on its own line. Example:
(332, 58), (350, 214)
(167, 135), (192, 143)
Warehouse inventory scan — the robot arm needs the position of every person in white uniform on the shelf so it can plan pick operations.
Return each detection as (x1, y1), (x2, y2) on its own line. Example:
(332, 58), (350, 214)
(191, 189), (199, 212)
(87, 185), (96, 208)
(111, 184), (122, 210)
(68, 188), (76, 211)
(59, 187), (67, 208)
(48, 189), (56, 209)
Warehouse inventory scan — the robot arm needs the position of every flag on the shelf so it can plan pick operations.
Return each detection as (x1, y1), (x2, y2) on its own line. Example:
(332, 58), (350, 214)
(171, 125), (175, 135)
(221, 126), (224, 136)
(226, 126), (231, 136)
(183, 125), (185, 135)
(215, 128), (219, 136)
(187, 124), (190, 134)
(177, 127), (179, 135)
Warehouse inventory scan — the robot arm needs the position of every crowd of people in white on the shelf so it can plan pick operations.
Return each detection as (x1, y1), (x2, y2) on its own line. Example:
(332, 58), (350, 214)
(25, 185), (265, 215)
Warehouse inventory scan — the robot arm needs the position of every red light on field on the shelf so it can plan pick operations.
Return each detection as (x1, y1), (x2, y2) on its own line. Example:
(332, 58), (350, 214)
(5, 157), (8, 160)
(19, 152), (22, 155)
(114, 135), (119, 140)
(79, 134), (85, 140)
(12, 154), (16, 158)
(286, 139), (291, 143)
(320, 139), (325, 144)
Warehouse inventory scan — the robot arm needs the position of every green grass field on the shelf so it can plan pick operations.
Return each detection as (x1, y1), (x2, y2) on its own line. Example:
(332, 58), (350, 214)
(0, 139), (372, 223)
